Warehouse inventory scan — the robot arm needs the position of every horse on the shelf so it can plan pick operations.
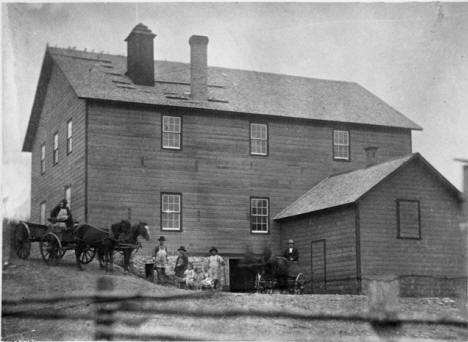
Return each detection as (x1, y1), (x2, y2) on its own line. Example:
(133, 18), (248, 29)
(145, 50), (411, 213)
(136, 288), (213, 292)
(239, 245), (291, 292)
(73, 224), (117, 272)
(117, 222), (150, 273)
(96, 220), (131, 269)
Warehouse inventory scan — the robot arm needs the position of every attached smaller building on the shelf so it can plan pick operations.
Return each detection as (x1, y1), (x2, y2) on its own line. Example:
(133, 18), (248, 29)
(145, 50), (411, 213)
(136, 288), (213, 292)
(275, 153), (466, 296)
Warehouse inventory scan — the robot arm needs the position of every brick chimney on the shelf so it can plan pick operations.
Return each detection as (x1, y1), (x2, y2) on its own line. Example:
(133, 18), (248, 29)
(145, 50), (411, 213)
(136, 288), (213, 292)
(189, 35), (209, 101)
(364, 146), (379, 167)
(125, 23), (156, 86)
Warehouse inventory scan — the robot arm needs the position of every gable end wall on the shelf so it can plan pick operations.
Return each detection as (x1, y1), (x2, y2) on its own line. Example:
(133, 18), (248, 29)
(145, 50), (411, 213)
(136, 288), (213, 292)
(30, 62), (86, 223)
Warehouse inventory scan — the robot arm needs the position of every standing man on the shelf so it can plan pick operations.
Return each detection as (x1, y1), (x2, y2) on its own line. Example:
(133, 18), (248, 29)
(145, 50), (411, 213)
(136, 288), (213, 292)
(208, 247), (225, 290)
(50, 199), (73, 229)
(153, 236), (168, 284)
(283, 239), (299, 262)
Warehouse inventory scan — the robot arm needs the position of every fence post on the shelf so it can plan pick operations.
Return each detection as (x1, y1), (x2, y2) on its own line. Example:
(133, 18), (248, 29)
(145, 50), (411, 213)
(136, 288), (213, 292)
(95, 277), (115, 340)
(368, 275), (400, 341)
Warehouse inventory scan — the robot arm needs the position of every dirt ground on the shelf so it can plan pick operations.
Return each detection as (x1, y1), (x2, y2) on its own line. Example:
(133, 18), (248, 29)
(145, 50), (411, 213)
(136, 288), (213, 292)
(2, 249), (468, 341)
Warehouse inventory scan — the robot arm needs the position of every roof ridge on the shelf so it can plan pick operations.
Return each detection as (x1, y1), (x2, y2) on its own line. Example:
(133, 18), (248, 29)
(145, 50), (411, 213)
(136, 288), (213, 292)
(47, 46), (356, 85)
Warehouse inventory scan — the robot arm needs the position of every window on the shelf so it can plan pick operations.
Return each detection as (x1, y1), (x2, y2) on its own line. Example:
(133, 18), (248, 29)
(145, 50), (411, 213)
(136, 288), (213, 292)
(397, 199), (421, 239)
(250, 197), (269, 233)
(53, 132), (59, 165)
(250, 123), (268, 156)
(40, 201), (46, 225)
(67, 120), (72, 154)
(333, 130), (350, 161)
(162, 116), (181, 150)
(65, 186), (71, 209)
(40, 143), (46, 174)
(161, 193), (181, 231)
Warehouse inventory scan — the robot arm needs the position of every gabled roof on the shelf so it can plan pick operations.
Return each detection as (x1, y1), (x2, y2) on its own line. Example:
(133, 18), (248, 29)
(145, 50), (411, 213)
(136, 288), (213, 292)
(274, 153), (463, 220)
(23, 46), (421, 151)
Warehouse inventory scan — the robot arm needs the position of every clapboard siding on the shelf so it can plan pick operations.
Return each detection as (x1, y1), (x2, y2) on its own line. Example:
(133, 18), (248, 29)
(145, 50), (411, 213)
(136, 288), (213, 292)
(86, 101), (411, 256)
(30, 63), (86, 222)
(279, 206), (358, 293)
(359, 159), (466, 279)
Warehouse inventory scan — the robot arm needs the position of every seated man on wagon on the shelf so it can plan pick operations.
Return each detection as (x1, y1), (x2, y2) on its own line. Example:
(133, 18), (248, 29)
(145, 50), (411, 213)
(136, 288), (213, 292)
(50, 199), (74, 230)
(283, 239), (299, 262)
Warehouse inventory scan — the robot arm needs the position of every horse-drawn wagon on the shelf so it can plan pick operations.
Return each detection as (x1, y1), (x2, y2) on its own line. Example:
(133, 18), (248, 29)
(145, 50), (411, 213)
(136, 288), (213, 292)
(14, 221), (96, 266)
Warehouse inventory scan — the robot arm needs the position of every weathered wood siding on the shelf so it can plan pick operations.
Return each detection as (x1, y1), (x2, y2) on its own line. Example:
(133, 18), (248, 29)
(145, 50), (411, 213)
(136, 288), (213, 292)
(86, 101), (411, 256)
(30, 63), (86, 222)
(359, 159), (466, 295)
(279, 206), (359, 293)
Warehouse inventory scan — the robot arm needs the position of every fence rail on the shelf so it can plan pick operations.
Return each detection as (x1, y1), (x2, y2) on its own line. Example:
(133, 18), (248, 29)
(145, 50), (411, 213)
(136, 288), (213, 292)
(2, 276), (468, 341)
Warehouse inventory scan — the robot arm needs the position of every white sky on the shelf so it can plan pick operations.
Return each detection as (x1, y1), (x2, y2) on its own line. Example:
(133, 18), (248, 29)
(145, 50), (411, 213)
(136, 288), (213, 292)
(2, 2), (468, 218)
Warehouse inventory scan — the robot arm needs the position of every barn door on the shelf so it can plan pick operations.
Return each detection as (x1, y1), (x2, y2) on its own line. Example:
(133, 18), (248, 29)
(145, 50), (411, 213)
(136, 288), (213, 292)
(311, 239), (326, 293)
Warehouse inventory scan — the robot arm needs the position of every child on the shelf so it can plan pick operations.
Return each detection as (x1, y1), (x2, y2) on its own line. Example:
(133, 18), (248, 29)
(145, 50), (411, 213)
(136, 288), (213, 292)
(199, 267), (214, 290)
(184, 263), (196, 289)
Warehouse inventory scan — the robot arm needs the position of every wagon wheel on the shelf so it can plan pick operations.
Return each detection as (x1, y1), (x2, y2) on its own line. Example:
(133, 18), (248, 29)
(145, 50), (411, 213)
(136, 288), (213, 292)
(40, 232), (63, 266)
(78, 247), (96, 264)
(14, 223), (31, 259)
(294, 273), (305, 294)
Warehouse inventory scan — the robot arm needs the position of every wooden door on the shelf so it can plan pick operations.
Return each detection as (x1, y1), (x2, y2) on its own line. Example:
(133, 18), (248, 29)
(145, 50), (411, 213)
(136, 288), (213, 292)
(311, 239), (326, 293)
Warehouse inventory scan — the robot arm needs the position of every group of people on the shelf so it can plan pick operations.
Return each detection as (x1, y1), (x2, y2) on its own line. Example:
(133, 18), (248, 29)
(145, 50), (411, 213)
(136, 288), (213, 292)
(153, 236), (225, 290)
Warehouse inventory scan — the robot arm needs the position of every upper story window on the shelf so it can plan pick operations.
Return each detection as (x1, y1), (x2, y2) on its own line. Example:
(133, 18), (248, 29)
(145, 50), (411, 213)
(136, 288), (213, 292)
(161, 193), (182, 231)
(67, 120), (72, 154)
(65, 185), (71, 208)
(162, 116), (181, 150)
(40, 201), (46, 225)
(397, 199), (421, 239)
(40, 143), (46, 174)
(250, 123), (268, 156)
(53, 132), (59, 165)
(250, 197), (269, 234)
(333, 130), (350, 161)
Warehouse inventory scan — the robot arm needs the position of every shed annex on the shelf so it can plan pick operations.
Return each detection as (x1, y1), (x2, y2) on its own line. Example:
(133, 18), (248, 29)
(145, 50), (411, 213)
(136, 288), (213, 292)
(275, 153), (466, 296)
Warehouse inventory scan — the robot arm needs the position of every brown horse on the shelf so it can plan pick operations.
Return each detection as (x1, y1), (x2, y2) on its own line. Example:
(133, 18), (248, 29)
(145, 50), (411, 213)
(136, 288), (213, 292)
(239, 245), (290, 292)
(117, 222), (150, 273)
(73, 223), (116, 272)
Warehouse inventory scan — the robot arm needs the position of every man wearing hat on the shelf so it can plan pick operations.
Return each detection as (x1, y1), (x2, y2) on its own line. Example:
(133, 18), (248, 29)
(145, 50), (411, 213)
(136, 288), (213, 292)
(208, 247), (225, 290)
(154, 236), (168, 284)
(50, 199), (73, 229)
(174, 246), (189, 280)
(283, 239), (299, 262)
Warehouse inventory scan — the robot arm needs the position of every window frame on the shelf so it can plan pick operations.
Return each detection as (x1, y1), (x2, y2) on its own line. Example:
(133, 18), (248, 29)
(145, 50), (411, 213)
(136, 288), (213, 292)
(40, 143), (46, 175)
(161, 115), (182, 150)
(160, 192), (182, 231)
(53, 131), (59, 165)
(332, 129), (350, 161)
(64, 185), (71, 209)
(40, 201), (47, 225)
(249, 122), (269, 156)
(250, 196), (270, 234)
(396, 199), (421, 240)
(67, 119), (73, 155)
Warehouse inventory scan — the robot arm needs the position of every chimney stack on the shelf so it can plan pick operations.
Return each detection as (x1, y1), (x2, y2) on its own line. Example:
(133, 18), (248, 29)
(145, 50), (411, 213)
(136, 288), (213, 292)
(125, 23), (156, 86)
(365, 146), (379, 167)
(189, 35), (209, 101)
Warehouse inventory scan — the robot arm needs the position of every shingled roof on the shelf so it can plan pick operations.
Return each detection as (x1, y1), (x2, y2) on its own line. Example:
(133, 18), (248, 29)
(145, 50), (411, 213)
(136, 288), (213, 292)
(274, 153), (463, 220)
(23, 46), (422, 151)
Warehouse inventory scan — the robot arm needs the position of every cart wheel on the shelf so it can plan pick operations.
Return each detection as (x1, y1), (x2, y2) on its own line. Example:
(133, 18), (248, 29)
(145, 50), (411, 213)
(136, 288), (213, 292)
(295, 273), (305, 294)
(14, 223), (31, 259)
(79, 247), (96, 264)
(40, 232), (62, 266)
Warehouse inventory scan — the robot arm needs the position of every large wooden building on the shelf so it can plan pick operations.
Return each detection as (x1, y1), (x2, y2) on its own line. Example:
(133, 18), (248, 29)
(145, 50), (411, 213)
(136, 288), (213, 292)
(23, 24), (465, 294)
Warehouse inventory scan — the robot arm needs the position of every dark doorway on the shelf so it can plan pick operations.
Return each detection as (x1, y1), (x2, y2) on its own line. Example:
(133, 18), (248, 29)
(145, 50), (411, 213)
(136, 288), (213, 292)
(311, 239), (326, 293)
(229, 259), (256, 292)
